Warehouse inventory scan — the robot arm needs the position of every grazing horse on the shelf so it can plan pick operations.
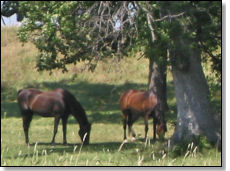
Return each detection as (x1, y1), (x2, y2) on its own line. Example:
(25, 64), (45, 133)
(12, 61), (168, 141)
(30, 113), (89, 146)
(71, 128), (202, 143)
(120, 89), (167, 142)
(17, 88), (91, 145)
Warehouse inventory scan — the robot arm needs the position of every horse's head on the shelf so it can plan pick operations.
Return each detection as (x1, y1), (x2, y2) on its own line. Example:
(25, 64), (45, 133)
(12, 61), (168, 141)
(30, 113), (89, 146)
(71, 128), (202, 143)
(156, 119), (167, 141)
(78, 123), (91, 145)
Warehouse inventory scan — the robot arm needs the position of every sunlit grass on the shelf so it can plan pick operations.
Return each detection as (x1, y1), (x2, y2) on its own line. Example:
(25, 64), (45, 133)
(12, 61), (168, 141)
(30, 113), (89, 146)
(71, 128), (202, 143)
(1, 117), (221, 166)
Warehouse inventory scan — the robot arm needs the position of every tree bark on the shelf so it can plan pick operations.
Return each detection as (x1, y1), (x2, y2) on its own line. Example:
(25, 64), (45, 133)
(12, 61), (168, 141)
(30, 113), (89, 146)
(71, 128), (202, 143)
(169, 40), (221, 149)
(148, 57), (169, 112)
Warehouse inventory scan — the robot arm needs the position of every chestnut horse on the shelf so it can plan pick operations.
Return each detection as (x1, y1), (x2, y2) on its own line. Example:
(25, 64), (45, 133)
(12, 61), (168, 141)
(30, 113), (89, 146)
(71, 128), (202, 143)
(120, 89), (167, 141)
(17, 88), (91, 145)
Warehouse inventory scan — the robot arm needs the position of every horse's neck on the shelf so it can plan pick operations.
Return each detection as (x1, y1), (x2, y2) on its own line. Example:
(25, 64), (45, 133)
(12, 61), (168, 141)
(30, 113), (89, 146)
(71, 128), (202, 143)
(155, 109), (165, 123)
(71, 105), (89, 127)
(63, 89), (90, 127)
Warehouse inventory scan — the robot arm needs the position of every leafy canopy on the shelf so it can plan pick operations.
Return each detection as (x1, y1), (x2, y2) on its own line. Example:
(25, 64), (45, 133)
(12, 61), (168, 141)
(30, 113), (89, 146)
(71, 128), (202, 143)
(1, 1), (221, 75)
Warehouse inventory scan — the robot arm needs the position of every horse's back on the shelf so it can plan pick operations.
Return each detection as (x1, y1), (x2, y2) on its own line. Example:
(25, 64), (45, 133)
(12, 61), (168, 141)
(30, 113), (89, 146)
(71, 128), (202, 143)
(17, 88), (66, 115)
(120, 89), (136, 110)
(18, 88), (42, 97)
(32, 89), (67, 114)
(17, 88), (42, 111)
(53, 88), (66, 94)
(120, 89), (157, 112)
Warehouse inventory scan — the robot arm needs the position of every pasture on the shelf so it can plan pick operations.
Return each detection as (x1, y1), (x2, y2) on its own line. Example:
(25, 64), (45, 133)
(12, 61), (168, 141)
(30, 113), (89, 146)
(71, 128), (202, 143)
(1, 27), (221, 166)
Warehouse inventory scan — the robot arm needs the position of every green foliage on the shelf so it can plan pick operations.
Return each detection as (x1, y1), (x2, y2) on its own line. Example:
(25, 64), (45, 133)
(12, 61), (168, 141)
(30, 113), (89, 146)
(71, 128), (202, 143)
(131, 1), (220, 75)
(189, 1), (221, 74)
(17, 1), (92, 72)
(3, 1), (221, 76)
(162, 1), (220, 74)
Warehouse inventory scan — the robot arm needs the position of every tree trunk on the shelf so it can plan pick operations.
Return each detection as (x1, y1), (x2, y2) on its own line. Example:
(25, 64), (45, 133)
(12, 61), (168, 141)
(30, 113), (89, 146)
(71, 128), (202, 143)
(169, 40), (221, 149)
(148, 57), (169, 112)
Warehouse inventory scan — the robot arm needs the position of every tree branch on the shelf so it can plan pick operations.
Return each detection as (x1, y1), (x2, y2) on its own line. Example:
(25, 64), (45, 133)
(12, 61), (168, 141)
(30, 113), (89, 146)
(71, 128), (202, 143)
(136, 2), (185, 43)
(153, 12), (185, 22)
(135, 2), (156, 42)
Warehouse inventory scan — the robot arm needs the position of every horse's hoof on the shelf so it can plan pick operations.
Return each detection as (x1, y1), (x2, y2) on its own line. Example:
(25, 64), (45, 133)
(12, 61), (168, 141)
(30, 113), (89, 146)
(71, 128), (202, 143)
(131, 137), (136, 142)
(123, 139), (128, 143)
(51, 142), (56, 147)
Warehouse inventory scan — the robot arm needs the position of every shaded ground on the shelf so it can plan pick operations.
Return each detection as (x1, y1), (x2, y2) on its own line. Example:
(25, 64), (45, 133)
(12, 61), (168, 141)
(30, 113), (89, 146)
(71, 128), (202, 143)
(1, 78), (177, 124)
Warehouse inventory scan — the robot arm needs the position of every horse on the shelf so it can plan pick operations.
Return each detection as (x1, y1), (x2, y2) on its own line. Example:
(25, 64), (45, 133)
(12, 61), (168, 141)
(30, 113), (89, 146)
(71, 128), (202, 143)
(120, 89), (167, 142)
(17, 88), (91, 145)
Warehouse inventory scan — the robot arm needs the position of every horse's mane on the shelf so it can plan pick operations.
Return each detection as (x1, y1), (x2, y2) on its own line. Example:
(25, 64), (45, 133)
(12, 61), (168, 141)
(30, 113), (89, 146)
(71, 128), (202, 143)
(61, 89), (90, 127)
(17, 89), (23, 95)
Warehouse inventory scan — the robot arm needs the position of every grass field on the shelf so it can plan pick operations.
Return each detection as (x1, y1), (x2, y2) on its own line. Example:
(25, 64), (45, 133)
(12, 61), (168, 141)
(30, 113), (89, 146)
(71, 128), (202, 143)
(1, 27), (221, 166)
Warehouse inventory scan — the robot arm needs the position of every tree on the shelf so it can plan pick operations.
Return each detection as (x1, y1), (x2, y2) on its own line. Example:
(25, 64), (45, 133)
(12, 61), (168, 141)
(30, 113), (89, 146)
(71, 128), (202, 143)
(2, 1), (221, 149)
(161, 1), (221, 149)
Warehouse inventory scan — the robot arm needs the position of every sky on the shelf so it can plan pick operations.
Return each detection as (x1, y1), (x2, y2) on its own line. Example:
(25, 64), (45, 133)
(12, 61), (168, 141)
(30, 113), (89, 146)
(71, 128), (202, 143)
(1, 14), (21, 26)
(1, 1), (21, 26)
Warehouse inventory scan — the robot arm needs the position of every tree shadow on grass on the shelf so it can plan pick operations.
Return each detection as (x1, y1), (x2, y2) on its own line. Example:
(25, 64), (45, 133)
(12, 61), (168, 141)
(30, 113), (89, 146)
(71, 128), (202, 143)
(1, 78), (179, 125)
(1, 84), (19, 118)
(1, 101), (19, 118)
(28, 79), (147, 112)
(1, 79), (147, 124)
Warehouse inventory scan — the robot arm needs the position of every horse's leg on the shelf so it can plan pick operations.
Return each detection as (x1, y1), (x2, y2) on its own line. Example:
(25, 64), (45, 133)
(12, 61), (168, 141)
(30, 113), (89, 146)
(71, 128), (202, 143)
(22, 111), (33, 145)
(122, 112), (127, 141)
(153, 118), (157, 141)
(144, 115), (149, 140)
(127, 113), (136, 141)
(51, 116), (61, 145)
(128, 124), (136, 141)
(129, 125), (136, 142)
(152, 111), (157, 141)
(62, 116), (68, 145)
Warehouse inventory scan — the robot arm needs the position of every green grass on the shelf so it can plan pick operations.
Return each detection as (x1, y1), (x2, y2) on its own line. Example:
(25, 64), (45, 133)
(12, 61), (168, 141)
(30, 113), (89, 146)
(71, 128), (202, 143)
(1, 118), (221, 166)
(1, 26), (221, 166)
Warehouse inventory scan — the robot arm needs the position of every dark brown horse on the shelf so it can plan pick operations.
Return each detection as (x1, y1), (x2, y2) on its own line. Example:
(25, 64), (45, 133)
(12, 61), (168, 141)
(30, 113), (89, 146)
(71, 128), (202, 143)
(120, 89), (167, 142)
(17, 88), (91, 145)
